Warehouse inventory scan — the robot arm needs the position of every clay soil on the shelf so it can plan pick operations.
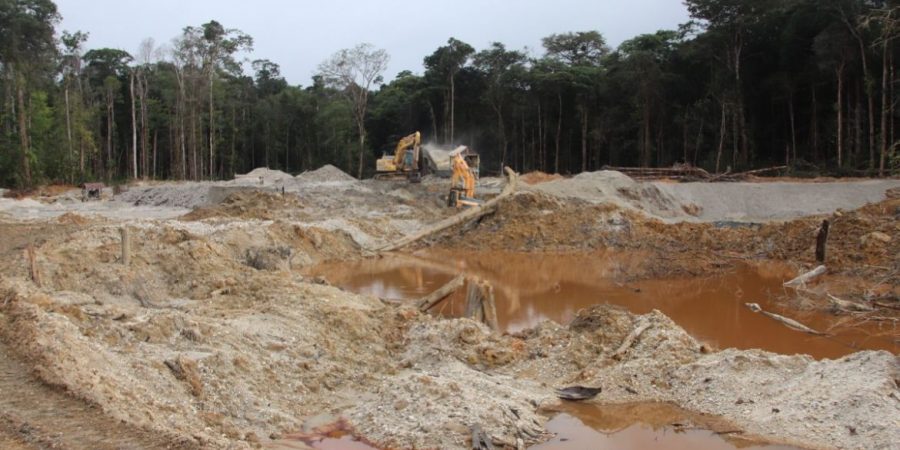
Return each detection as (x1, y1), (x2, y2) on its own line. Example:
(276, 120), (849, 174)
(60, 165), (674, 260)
(0, 168), (897, 450)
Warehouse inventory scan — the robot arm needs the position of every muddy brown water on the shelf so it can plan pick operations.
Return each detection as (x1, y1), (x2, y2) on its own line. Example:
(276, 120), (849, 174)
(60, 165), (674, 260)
(533, 402), (798, 450)
(309, 250), (896, 359)
(279, 403), (799, 450)
(304, 250), (895, 450)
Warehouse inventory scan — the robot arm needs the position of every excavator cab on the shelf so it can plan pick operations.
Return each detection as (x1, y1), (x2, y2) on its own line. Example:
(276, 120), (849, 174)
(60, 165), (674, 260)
(375, 131), (423, 182)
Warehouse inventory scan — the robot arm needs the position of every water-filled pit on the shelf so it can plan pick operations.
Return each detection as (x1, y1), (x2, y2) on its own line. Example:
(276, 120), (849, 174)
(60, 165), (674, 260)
(304, 250), (897, 449)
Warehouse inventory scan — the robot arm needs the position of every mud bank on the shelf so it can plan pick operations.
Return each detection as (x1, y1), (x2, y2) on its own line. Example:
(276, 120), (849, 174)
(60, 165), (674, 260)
(0, 168), (896, 449)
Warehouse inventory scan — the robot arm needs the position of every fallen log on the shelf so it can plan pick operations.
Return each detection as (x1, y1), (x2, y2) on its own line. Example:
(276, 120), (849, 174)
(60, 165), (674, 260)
(417, 274), (466, 311)
(745, 303), (827, 336)
(709, 165), (788, 182)
(612, 320), (652, 360)
(826, 293), (875, 312)
(783, 265), (827, 288)
(376, 167), (518, 253)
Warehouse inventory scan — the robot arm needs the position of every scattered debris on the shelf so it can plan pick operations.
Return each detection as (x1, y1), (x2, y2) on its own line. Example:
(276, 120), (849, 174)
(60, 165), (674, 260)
(555, 386), (603, 401)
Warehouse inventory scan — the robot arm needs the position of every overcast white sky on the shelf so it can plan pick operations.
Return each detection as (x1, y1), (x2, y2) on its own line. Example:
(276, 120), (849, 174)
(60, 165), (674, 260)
(54, 0), (691, 85)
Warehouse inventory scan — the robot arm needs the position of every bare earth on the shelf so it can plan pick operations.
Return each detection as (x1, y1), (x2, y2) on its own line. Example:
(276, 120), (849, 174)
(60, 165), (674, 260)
(0, 168), (897, 449)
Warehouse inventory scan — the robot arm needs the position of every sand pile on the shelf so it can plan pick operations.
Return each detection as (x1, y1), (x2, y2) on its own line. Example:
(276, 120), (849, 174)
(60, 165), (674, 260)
(653, 179), (900, 222)
(181, 190), (304, 221)
(527, 170), (687, 218)
(117, 184), (215, 209)
(296, 165), (356, 183)
(520, 171), (564, 185)
(234, 167), (294, 184)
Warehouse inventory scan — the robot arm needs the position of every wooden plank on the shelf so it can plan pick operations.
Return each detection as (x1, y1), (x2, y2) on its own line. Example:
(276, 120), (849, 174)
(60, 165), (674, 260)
(464, 281), (484, 322)
(480, 282), (499, 332)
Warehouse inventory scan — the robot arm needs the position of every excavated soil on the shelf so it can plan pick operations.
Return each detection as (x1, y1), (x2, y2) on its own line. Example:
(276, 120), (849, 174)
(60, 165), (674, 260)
(0, 167), (896, 450)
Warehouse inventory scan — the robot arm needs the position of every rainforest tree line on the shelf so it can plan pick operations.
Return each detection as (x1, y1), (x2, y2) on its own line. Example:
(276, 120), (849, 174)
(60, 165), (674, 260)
(0, 0), (898, 187)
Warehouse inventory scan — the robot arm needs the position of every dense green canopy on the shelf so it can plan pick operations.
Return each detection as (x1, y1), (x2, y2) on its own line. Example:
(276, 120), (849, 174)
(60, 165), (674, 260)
(0, 0), (897, 187)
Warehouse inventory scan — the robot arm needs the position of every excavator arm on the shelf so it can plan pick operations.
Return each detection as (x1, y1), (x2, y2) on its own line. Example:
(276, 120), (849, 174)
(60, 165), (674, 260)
(448, 148), (480, 207)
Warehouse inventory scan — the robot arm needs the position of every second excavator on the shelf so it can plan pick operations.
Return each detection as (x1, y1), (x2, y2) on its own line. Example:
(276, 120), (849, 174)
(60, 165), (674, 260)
(447, 146), (482, 208)
(375, 131), (424, 181)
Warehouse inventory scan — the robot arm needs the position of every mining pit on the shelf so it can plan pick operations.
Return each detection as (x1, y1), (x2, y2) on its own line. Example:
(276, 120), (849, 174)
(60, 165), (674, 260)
(0, 166), (897, 450)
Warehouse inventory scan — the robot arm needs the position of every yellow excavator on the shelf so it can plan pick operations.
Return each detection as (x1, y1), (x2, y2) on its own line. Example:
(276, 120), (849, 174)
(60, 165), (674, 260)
(375, 131), (423, 181)
(447, 146), (481, 208)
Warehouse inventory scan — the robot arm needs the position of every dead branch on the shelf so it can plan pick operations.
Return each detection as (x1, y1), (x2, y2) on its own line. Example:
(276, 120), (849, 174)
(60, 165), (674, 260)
(826, 293), (875, 312)
(709, 165), (788, 182)
(612, 320), (652, 360)
(376, 167), (518, 253)
(417, 275), (465, 311)
(784, 265), (827, 288)
(745, 303), (828, 336)
(873, 301), (900, 311)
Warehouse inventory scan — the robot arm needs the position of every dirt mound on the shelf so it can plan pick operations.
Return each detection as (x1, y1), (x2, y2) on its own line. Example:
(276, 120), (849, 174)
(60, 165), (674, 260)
(234, 167), (294, 184)
(181, 190), (303, 221)
(433, 191), (900, 286)
(117, 184), (213, 209)
(520, 171), (563, 185)
(526, 170), (687, 218)
(886, 186), (900, 199)
(295, 165), (356, 183)
(55, 212), (90, 225)
(654, 179), (900, 222)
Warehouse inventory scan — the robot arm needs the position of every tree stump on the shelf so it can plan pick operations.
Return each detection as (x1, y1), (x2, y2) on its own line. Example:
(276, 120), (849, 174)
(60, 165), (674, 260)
(25, 244), (41, 287)
(120, 227), (131, 266)
(815, 219), (829, 263)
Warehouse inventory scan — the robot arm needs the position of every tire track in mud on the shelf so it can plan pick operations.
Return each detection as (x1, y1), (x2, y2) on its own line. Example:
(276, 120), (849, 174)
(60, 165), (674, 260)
(0, 341), (196, 450)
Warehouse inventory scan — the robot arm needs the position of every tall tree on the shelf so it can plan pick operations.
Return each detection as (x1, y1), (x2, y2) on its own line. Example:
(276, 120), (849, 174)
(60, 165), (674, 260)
(0, 0), (60, 186)
(200, 20), (252, 178)
(318, 43), (389, 178)
(543, 31), (609, 171)
(424, 38), (474, 144)
(473, 42), (527, 171)
(83, 48), (132, 179)
(60, 30), (89, 178)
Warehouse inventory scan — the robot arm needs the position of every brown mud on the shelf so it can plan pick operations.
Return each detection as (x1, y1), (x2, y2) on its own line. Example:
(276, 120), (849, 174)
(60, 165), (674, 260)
(0, 169), (897, 450)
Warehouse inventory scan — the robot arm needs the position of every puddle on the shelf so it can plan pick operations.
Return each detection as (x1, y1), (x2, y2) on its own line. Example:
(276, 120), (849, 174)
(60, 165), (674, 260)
(534, 402), (799, 450)
(269, 404), (801, 450)
(271, 420), (377, 450)
(308, 250), (897, 359)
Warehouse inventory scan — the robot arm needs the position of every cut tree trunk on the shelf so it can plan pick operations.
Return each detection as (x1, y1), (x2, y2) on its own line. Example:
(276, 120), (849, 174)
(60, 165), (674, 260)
(16, 74), (31, 186)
